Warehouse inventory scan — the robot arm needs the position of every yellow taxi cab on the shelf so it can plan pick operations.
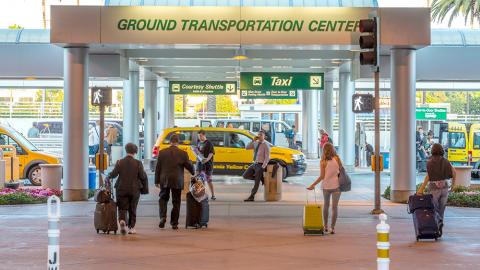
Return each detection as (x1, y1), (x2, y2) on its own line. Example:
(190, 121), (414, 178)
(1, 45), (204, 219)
(468, 123), (480, 164)
(150, 127), (306, 179)
(0, 124), (60, 185)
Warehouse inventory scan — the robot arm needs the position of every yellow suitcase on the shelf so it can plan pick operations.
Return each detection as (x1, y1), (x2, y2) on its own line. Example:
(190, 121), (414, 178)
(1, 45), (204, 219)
(303, 190), (324, 235)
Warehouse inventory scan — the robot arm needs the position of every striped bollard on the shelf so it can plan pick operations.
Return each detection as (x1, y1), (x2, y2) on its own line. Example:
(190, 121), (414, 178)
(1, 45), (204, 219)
(47, 195), (61, 270)
(376, 213), (390, 270)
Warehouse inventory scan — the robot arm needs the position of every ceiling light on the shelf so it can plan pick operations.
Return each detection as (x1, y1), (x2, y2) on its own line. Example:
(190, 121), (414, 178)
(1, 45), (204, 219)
(252, 66), (263, 68)
(310, 66), (323, 69)
(137, 58), (148, 62)
(331, 60), (342, 64)
(232, 47), (248, 60)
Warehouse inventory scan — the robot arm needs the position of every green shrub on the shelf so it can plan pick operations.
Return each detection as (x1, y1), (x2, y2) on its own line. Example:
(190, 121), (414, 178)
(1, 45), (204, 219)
(0, 192), (46, 205)
(383, 184), (480, 208)
(448, 192), (480, 208)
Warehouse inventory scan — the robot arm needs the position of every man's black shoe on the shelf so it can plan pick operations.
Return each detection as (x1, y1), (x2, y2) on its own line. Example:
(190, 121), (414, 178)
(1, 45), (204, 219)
(159, 219), (166, 229)
(172, 225), (179, 230)
(244, 197), (255, 202)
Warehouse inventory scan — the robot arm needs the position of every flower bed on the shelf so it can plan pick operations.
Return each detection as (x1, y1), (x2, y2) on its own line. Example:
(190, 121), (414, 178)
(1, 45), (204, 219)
(382, 185), (480, 208)
(0, 188), (62, 205)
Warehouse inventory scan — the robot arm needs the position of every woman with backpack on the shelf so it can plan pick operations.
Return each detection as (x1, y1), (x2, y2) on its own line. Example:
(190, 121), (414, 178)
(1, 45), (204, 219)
(307, 143), (343, 234)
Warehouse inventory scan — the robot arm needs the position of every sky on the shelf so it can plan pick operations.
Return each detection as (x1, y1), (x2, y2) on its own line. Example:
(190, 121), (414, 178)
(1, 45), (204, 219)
(0, 0), (474, 29)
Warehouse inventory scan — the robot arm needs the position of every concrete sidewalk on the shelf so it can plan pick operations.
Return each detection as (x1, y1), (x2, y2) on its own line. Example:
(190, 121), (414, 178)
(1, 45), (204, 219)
(1, 201), (480, 270)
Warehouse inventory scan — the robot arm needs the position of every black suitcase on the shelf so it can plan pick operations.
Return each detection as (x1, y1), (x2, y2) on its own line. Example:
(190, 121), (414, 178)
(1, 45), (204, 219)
(94, 199), (118, 234)
(186, 192), (209, 229)
(412, 208), (440, 241)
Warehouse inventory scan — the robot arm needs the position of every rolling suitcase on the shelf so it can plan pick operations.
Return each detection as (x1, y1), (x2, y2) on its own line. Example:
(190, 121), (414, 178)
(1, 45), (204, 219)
(408, 194), (439, 241)
(94, 198), (118, 234)
(186, 192), (209, 229)
(94, 180), (118, 234)
(303, 189), (324, 235)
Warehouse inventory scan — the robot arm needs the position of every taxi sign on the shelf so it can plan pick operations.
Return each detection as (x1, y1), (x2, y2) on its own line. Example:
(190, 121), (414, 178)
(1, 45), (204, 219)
(91, 87), (112, 106)
(352, 94), (374, 113)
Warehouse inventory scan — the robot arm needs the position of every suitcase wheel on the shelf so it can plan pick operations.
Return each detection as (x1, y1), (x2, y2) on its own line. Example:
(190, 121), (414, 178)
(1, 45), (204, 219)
(96, 229), (99, 234)
(103, 230), (107, 234)
(416, 237), (419, 242)
(205, 224), (208, 228)
(107, 231), (110, 235)
(114, 231), (117, 235)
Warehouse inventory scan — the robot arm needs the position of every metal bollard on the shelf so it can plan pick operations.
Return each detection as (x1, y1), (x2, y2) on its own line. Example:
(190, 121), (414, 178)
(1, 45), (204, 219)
(47, 195), (61, 270)
(376, 213), (390, 270)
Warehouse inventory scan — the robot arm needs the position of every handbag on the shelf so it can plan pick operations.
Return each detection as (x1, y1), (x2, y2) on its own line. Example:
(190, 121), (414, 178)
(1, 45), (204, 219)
(336, 157), (351, 192)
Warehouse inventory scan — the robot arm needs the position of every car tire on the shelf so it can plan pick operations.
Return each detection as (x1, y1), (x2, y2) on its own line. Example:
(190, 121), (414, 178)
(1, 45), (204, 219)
(28, 165), (42, 186)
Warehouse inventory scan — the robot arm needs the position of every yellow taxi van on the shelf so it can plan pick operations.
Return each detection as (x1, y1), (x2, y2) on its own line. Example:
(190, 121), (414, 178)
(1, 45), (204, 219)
(0, 124), (60, 185)
(150, 127), (306, 179)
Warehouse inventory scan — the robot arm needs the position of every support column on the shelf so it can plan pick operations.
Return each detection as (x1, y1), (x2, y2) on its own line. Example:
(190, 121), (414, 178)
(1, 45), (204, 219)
(339, 72), (355, 172)
(122, 65), (140, 152)
(390, 48), (417, 203)
(143, 79), (157, 160)
(301, 91), (308, 153)
(157, 86), (169, 132)
(304, 91), (319, 159)
(320, 79), (334, 138)
(63, 47), (89, 201)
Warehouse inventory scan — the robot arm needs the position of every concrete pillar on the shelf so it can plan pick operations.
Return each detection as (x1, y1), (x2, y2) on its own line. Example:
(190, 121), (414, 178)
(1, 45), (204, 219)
(339, 72), (355, 172)
(157, 86), (170, 132)
(122, 66), (140, 151)
(301, 91), (308, 153)
(143, 79), (157, 160)
(63, 47), (89, 201)
(390, 48), (417, 203)
(303, 91), (319, 159)
(320, 79), (334, 138)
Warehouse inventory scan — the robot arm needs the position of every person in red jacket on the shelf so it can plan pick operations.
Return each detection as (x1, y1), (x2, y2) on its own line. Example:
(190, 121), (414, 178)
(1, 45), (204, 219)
(319, 129), (331, 149)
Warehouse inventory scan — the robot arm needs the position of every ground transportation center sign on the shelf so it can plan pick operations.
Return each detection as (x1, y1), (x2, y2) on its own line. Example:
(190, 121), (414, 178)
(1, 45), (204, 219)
(83, 7), (373, 45)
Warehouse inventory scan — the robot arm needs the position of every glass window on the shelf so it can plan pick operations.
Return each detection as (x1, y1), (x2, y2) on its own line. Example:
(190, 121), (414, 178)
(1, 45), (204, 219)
(215, 121), (225, 128)
(283, 113), (296, 127)
(227, 132), (252, 149)
(0, 133), (26, 155)
(163, 131), (194, 145)
(261, 113), (271, 120)
(252, 122), (261, 132)
(226, 122), (250, 130)
(205, 131), (225, 147)
(261, 122), (273, 143)
(474, 132), (480, 149)
(274, 122), (286, 133)
(449, 132), (466, 149)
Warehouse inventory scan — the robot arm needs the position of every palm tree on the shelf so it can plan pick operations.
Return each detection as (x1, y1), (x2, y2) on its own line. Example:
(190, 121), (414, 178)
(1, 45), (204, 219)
(431, 0), (480, 28)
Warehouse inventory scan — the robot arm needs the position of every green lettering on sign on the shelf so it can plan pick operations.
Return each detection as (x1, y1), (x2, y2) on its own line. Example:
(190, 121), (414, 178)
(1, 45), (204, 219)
(169, 81), (237, 95)
(240, 72), (324, 91)
(416, 107), (447, 121)
(240, 89), (297, 99)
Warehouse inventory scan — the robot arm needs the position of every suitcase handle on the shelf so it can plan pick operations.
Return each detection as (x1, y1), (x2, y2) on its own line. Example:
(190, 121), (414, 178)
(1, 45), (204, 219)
(306, 188), (317, 204)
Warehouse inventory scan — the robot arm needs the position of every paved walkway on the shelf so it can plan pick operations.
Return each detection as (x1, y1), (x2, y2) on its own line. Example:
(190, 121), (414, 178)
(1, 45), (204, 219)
(1, 161), (480, 269)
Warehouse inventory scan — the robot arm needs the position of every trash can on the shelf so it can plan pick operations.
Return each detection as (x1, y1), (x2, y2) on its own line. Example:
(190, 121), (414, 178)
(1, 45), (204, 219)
(40, 164), (63, 190)
(381, 152), (390, 169)
(453, 166), (472, 187)
(264, 163), (283, 201)
(89, 166), (97, 189)
(111, 145), (123, 165)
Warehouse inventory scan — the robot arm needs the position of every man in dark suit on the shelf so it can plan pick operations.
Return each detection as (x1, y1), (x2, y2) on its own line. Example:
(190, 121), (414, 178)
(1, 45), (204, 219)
(155, 134), (195, 230)
(106, 143), (147, 235)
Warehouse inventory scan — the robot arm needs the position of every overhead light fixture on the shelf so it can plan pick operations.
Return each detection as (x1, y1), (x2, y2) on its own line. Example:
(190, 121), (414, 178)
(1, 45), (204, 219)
(310, 66), (323, 69)
(331, 60), (342, 64)
(137, 58), (148, 62)
(233, 46), (248, 60)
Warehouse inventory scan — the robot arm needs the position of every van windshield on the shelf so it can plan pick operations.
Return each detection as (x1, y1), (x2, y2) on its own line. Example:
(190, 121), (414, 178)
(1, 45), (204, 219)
(473, 132), (480, 149)
(449, 132), (466, 149)
(6, 128), (39, 151)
